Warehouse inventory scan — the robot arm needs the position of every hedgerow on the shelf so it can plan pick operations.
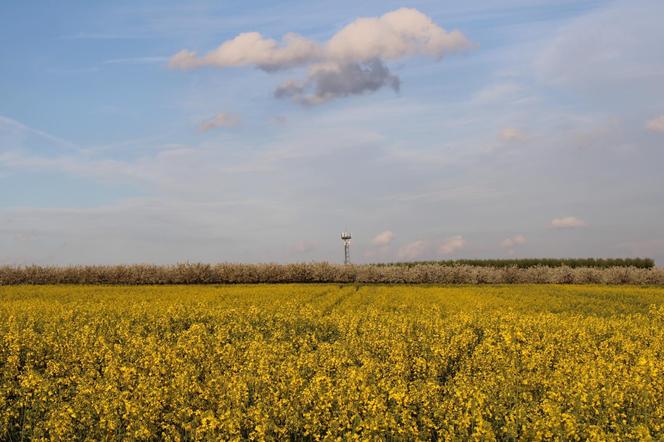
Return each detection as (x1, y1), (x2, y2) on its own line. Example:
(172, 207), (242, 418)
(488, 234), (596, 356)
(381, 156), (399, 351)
(1, 262), (662, 285)
(372, 258), (655, 269)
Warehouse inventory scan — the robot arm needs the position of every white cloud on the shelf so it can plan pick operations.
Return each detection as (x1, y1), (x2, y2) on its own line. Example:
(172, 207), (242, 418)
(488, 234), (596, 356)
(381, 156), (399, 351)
(646, 115), (664, 133)
(325, 8), (470, 63)
(501, 234), (527, 250)
(170, 32), (319, 71)
(292, 240), (316, 254)
(499, 127), (527, 142)
(551, 216), (586, 229)
(438, 235), (465, 255)
(397, 240), (427, 260)
(199, 113), (240, 132)
(170, 8), (470, 104)
(371, 230), (394, 246)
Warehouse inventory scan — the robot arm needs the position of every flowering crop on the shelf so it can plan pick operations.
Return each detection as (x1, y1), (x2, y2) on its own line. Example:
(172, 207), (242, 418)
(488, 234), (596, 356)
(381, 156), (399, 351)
(1, 284), (663, 440)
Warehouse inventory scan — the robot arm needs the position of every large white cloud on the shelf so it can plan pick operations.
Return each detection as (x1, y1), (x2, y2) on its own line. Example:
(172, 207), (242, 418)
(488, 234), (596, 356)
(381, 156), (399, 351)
(325, 8), (469, 63)
(170, 8), (470, 104)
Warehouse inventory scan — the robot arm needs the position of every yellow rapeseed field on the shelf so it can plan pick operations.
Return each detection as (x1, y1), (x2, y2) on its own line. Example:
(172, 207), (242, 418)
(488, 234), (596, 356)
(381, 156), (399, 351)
(1, 284), (663, 440)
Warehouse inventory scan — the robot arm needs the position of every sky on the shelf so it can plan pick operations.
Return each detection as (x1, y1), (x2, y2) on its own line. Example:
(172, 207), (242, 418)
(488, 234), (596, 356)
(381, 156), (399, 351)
(1, 0), (663, 265)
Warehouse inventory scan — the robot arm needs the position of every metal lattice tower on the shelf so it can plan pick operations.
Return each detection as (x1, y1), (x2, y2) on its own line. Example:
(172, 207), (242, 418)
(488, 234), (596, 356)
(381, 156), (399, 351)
(341, 231), (352, 264)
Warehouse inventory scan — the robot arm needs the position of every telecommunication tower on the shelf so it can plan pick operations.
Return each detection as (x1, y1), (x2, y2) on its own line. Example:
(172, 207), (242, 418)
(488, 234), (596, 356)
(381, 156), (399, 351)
(341, 231), (352, 264)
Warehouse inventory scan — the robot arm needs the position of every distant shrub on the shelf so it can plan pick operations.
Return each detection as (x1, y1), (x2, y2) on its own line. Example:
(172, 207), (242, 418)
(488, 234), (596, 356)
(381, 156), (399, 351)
(372, 258), (655, 269)
(0, 263), (662, 285)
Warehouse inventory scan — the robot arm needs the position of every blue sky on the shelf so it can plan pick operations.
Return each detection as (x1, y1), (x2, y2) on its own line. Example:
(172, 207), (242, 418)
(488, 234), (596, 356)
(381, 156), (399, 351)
(1, 0), (663, 265)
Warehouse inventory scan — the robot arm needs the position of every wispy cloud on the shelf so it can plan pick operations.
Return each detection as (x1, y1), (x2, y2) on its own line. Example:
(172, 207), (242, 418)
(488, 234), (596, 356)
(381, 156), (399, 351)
(536, 0), (664, 99)
(0, 114), (82, 153)
(472, 82), (524, 105)
(60, 32), (148, 40)
(551, 216), (586, 229)
(0, 151), (133, 182)
(198, 113), (241, 132)
(383, 185), (502, 203)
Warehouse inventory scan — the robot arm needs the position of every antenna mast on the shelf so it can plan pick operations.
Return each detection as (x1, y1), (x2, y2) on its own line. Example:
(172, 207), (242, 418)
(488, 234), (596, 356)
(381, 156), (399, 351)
(341, 231), (352, 265)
